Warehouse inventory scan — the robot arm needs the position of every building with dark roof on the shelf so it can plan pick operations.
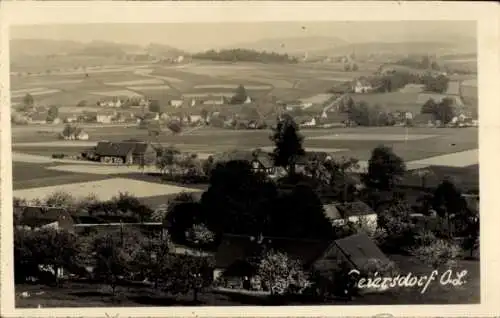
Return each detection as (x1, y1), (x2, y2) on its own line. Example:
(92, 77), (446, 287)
(94, 140), (157, 165)
(213, 232), (391, 288)
(19, 206), (74, 232)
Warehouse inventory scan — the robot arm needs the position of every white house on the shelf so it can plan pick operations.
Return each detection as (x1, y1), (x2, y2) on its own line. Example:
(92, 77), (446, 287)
(243, 96), (252, 104)
(96, 112), (115, 124)
(300, 117), (317, 127)
(324, 201), (378, 235)
(189, 115), (203, 124)
(202, 97), (225, 105)
(353, 78), (373, 93)
(169, 100), (184, 108)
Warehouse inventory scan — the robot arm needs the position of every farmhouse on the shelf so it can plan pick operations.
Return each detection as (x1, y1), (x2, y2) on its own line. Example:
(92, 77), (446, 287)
(96, 110), (116, 124)
(323, 200), (378, 232)
(169, 99), (184, 108)
(94, 140), (157, 165)
(28, 112), (48, 124)
(19, 206), (74, 232)
(202, 96), (226, 105)
(214, 232), (391, 289)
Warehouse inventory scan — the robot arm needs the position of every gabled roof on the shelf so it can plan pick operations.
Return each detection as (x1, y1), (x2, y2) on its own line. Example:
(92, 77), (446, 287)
(21, 206), (71, 227)
(253, 153), (274, 169)
(95, 141), (152, 157)
(330, 232), (390, 269)
(215, 234), (331, 269)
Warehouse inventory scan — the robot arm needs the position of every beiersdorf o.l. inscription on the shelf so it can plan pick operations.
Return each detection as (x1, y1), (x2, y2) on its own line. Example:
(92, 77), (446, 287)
(349, 269), (469, 294)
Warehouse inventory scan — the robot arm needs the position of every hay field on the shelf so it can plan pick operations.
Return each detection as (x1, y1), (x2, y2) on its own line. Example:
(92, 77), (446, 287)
(13, 177), (202, 202)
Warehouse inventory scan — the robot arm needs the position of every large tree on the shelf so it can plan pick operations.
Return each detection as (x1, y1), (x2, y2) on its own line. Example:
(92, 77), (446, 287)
(270, 184), (334, 240)
(22, 93), (34, 110)
(364, 145), (406, 190)
(200, 160), (278, 236)
(92, 230), (142, 296)
(257, 250), (309, 295)
(27, 228), (80, 285)
(270, 114), (305, 175)
(162, 253), (215, 303)
(230, 84), (249, 104)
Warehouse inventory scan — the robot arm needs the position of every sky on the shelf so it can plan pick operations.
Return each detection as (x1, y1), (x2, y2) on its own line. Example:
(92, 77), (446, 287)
(11, 21), (476, 52)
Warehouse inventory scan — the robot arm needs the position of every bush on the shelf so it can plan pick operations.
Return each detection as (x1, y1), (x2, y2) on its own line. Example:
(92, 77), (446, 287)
(52, 153), (65, 159)
(409, 239), (462, 269)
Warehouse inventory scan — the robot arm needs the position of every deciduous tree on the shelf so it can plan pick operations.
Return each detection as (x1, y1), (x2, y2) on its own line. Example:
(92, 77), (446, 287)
(364, 145), (406, 190)
(270, 114), (305, 175)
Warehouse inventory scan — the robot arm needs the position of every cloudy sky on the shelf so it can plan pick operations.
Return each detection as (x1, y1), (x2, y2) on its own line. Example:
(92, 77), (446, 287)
(11, 21), (476, 52)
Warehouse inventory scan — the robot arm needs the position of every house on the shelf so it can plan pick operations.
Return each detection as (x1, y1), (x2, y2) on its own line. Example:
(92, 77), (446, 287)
(213, 234), (331, 285)
(323, 200), (378, 232)
(243, 96), (253, 104)
(413, 113), (437, 127)
(169, 100), (184, 108)
(28, 112), (48, 124)
(189, 115), (203, 124)
(64, 114), (79, 123)
(96, 111), (115, 124)
(202, 97), (225, 105)
(299, 117), (317, 128)
(20, 206), (75, 232)
(49, 117), (62, 125)
(214, 232), (391, 289)
(251, 152), (278, 178)
(313, 233), (392, 274)
(144, 112), (160, 121)
(94, 140), (157, 165)
(353, 78), (373, 93)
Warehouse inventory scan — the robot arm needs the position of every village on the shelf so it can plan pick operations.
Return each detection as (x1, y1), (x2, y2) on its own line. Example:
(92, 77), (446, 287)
(10, 22), (480, 308)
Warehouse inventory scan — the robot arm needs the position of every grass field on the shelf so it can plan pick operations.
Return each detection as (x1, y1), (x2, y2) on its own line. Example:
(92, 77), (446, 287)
(12, 126), (478, 162)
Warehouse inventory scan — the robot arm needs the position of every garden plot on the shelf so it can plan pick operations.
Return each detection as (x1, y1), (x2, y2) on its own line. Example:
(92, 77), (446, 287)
(310, 133), (438, 142)
(13, 177), (202, 202)
(91, 90), (143, 98)
(105, 78), (165, 86)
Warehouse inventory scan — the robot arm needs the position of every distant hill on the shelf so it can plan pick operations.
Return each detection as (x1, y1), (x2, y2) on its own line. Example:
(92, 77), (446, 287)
(144, 43), (187, 58)
(10, 39), (185, 59)
(224, 36), (349, 56)
(310, 41), (477, 58)
(10, 39), (85, 57)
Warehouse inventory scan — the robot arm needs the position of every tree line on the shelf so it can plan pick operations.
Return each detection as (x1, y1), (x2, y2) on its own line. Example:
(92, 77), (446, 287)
(192, 49), (298, 64)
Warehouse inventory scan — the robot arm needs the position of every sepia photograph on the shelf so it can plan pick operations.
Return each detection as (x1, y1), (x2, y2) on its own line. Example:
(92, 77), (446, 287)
(0, 2), (498, 317)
